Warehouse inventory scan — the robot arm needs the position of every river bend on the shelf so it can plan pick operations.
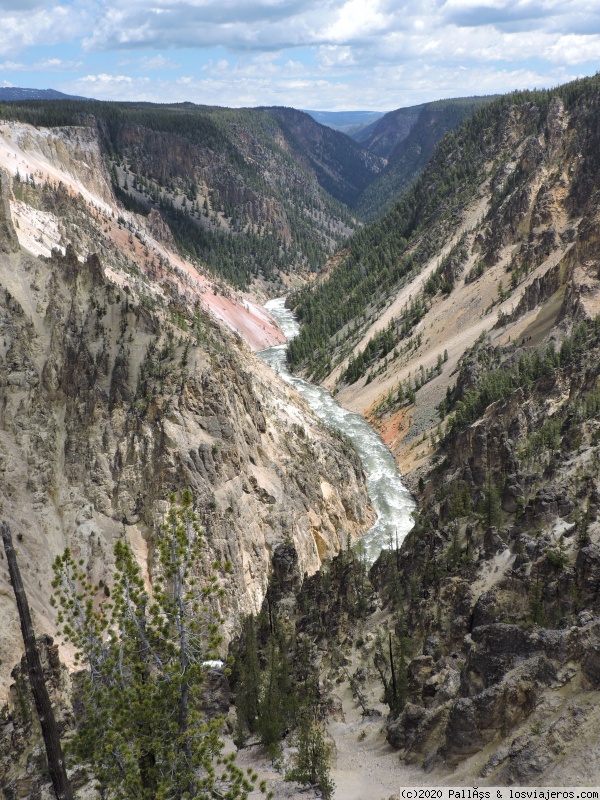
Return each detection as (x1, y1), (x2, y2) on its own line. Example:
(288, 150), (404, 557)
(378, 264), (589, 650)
(259, 298), (415, 563)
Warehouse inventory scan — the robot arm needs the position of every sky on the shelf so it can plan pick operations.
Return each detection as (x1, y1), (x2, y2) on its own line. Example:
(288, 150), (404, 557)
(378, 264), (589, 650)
(0, 0), (599, 111)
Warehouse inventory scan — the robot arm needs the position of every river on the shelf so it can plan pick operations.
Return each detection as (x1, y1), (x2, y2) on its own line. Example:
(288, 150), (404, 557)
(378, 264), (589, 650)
(258, 297), (416, 563)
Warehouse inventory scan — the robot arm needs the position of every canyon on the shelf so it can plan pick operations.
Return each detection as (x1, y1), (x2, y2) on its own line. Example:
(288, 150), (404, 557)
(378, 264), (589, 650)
(2, 79), (600, 796)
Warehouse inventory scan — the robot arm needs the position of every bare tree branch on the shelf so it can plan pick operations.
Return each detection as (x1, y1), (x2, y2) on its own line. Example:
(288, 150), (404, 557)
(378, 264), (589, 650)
(2, 521), (73, 800)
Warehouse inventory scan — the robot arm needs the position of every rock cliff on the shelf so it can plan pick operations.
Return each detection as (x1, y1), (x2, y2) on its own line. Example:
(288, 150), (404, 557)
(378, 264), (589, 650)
(282, 77), (600, 787)
(0, 162), (372, 706)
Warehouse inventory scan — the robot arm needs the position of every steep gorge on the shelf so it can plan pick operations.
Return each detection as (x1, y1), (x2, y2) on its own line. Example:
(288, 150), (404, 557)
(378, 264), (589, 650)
(280, 77), (600, 786)
(3, 76), (600, 794)
(0, 139), (373, 711)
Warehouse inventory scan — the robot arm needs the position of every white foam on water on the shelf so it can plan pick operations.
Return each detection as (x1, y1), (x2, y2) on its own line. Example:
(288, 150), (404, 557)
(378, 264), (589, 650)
(260, 298), (416, 564)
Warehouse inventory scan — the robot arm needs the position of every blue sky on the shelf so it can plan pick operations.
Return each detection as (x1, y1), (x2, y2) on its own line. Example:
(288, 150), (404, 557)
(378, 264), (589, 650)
(1, 1), (599, 110)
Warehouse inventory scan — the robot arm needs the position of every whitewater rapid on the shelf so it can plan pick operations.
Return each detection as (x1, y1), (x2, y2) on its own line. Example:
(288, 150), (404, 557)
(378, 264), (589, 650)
(259, 297), (416, 564)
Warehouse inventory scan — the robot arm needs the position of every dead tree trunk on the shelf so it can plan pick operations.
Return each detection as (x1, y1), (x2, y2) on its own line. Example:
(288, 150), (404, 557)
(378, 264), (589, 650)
(1, 521), (73, 800)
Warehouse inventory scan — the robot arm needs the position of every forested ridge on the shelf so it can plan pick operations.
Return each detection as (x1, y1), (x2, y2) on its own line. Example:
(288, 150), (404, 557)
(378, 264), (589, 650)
(0, 95), (491, 290)
(287, 97), (500, 376)
(287, 74), (600, 381)
(356, 95), (498, 220)
(0, 100), (364, 287)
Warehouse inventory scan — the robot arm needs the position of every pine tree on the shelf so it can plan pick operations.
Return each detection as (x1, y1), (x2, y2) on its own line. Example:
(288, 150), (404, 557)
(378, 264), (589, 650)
(285, 713), (334, 800)
(233, 615), (261, 747)
(480, 471), (501, 529)
(52, 490), (265, 800)
(2, 522), (73, 800)
(374, 632), (409, 718)
(256, 627), (296, 760)
(528, 579), (546, 626)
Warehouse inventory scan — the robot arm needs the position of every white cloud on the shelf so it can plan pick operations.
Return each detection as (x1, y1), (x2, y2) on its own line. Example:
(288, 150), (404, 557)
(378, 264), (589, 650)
(544, 33), (600, 64)
(61, 57), (576, 110)
(136, 54), (181, 70)
(80, 73), (138, 85)
(0, 3), (91, 56)
(65, 0), (600, 79)
(82, 1), (323, 51)
(323, 0), (391, 43)
(318, 45), (358, 68)
(2, 0), (600, 109)
(7, 56), (84, 71)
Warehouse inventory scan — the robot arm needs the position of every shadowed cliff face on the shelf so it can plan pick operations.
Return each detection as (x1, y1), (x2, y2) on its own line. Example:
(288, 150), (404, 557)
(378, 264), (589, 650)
(0, 169), (372, 698)
(260, 106), (385, 206)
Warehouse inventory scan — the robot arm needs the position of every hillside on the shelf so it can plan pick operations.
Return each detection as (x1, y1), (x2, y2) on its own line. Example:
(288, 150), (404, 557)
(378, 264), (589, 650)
(0, 100), (385, 289)
(351, 102), (425, 154)
(356, 96), (498, 220)
(0, 96), (496, 290)
(288, 79), (599, 390)
(260, 106), (385, 206)
(282, 74), (600, 783)
(0, 118), (375, 711)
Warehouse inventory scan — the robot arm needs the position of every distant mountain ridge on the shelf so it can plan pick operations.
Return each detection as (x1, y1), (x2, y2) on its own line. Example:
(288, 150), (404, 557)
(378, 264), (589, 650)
(354, 96), (499, 157)
(0, 87), (91, 102)
(0, 90), (494, 282)
(351, 103), (426, 154)
(355, 95), (499, 219)
(303, 109), (386, 134)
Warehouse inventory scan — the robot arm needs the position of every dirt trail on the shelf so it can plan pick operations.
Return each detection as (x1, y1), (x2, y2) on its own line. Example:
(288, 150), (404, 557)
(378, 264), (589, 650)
(328, 702), (433, 799)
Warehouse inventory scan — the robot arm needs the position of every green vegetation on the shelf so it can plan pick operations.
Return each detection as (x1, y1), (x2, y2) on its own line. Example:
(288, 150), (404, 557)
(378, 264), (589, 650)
(287, 95), (509, 377)
(264, 106), (385, 207)
(479, 471), (502, 529)
(357, 96), (498, 220)
(373, 631), (411, 718)
(233, 613), (301, 759)
(232, 597), (334, 796)
(285, 715), (335, 799)
(288, 73), (600, 381)
(446, 319), (600, 436)
(52, 491), (265, 800)
(231, 543), (374, 797)
(396, 314), (600, 635)
(341, 297), (428, 385)
(424, 234), (470, 297)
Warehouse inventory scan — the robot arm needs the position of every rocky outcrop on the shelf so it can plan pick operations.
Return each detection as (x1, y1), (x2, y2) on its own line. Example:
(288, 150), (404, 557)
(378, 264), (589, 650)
(496, 263), (565, 327)
(385, 619), (600, 775)
(368, 290), (600, 783)
(146, 208), (177, 248)
(0, 169), (18, 253)
(0, 243), (372, 695)
(0, 636), (75, 800)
